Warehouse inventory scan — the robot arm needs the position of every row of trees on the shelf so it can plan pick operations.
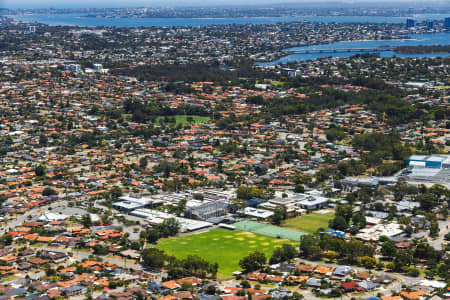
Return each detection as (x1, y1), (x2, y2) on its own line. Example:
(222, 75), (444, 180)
(140, 218), (181, 245)
(239, 243), (297, 273)
(299, 233), (375, 264)
(141, 248), (218, 279)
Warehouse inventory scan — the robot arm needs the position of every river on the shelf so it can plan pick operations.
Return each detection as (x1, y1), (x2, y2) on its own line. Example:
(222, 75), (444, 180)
(260, 32), (450, 64)
(7, 13), (450, 27)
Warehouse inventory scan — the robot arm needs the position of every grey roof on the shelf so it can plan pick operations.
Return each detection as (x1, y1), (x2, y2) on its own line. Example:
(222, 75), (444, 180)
(5, 288), (27, 295)
(278, 262), (296, 272)
(306, 278), (322, 287)
(197, 294), (222, 300)
(13, 278), (31, 286)
(205, 217), (225, 224)
(187, 200), (228, 212)
(62, 285), (86, 293)
(148, 281), (168, 292)
(271, 291), (293, 299)
(333, 266), (354, 276)
(371, 275), (393, 284)
(90, 225), (117, 232)
(28, 296), (51, 300)
(110, 268), (130, 275)
(365, 211), (389, 219)
(358, 280), (380, 290)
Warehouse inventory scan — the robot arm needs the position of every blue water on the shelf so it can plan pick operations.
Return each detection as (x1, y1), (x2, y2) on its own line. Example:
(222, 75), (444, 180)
(260, 32), (450, 64)
(7, 13), (450, 27)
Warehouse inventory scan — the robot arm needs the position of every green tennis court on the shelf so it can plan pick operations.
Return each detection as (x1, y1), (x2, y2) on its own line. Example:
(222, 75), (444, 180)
(234, 220), (307, 241)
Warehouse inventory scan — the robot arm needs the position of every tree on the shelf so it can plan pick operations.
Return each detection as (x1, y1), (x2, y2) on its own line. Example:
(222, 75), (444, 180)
(269, 244), (297, 264)
(110, 186), (123, 200)
(130, 241), (141, 250)
(326, 128), (345, 142)
(329, 215), (348, 231)
(34, 165), (46, 177)
(357, 256), (377, 269)
(329, 288), (343, 298)
(417, 193), (438, 212)
(205, 285), (217, 295)
(407, 267), (420, 277)
(393, 250), (412, 272)
(182, 254), (217, 277)
(156, 218), (180, 237)
(424, 269), (435, 279)
(81, 214), (92, 228)
(271, 207), (286, 225)
(381, 239), (397, 258)
(142, 248), (166, 269)
(429, 184), (449, 198)
(299, 235), (318, 258)
(325, 251), (338, 261)
(309, 246), (323, 261)
(335, 205), (353, 223)
(405, 225), (413, 237)
(93, 244), (109, 255)
(42, 187), (57, 196)
(239, 251), (266, 273)
(139, 156), (149, 169)
(236, 186), (266, 200)
(0, 234), (13, 246)
(39, 134), (48, 146)
(294, 184), (305, 193)
(142, 229), (160, 244)
(44, 265), (56, 276)
(352, 213), (366, 229)
(429, 221), (439, 237)
(281, 243), (297, 260)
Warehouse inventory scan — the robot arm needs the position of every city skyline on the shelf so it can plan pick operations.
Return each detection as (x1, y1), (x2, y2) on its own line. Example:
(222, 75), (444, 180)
(3, 0), (450, 9)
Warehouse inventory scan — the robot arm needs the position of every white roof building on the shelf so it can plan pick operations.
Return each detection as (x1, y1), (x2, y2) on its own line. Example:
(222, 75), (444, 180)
(355, 222), (403, 241)
(38, 212), (69, 221)
(243, 207), (274, 219)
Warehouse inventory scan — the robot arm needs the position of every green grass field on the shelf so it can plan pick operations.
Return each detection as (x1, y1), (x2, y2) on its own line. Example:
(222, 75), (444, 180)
(156, 115), (210, 124)
(157, 229), (294, 279)
(282, 212), (334, 234)
(270, 81), (284, 87)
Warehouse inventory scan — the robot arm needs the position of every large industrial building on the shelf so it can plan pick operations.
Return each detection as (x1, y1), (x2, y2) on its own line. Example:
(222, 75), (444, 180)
(408, 154), (450, 169)
(406, 154), (450, 187)
(185, 200), (228, 221)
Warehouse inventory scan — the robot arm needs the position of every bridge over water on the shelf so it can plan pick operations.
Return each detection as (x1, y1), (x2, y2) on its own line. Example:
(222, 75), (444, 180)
(288, 47), (394, 54)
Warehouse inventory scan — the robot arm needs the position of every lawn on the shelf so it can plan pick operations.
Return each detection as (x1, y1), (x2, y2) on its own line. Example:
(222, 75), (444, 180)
(270, 81), (284, 88)
(156, 115), (210, 125)
(157, 228), (294, 279)
(282, 212), (334, 234)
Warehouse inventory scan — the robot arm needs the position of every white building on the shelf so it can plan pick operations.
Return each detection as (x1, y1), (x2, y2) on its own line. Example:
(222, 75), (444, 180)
(355, 222), (403, 241)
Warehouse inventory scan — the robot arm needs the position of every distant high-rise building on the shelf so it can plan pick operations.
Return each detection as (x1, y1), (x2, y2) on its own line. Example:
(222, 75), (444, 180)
(64, 64), (82, 72)
(27, 26), (36, 33)
(93, 64), (103, 72)
(427, 21), (433, 30)
(406, 18), (415, 28)
(445, 17), (450, 29)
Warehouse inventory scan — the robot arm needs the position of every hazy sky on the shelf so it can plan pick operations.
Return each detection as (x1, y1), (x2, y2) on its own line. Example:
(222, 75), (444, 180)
(2, 0), (447, 9)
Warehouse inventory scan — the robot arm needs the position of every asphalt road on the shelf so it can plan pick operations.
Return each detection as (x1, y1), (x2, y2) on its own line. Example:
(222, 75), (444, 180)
(426, 219), (450, 250)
